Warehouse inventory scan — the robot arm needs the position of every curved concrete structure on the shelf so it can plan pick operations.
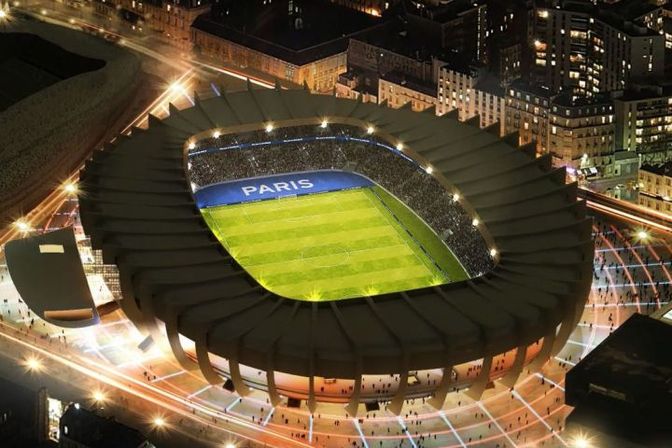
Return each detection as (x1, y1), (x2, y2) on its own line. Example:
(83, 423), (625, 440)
(78, 85), (593, 411)
(5, 227), (99, 328)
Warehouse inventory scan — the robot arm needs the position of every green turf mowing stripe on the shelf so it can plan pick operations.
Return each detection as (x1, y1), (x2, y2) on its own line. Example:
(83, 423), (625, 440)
(369, 186), (469, 282)
(201, 187), (464, 301)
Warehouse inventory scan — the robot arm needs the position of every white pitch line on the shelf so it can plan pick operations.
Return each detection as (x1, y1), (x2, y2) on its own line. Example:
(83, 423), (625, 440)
(352, 418), (370, 448)
(151, 370), (187, 383)
(477, 401), (518, 448)
(534, 373), (565, 392)
(438, 411), (467, 448)
(262, 408), (275, 427)
(397, 416), (418, 448)
(512, 390), (568, 447)
(187, 384), (212, 399)
(554, 356), (576, 366)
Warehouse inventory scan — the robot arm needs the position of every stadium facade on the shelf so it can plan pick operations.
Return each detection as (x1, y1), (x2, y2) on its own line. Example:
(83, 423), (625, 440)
(77, 84), (592, 414)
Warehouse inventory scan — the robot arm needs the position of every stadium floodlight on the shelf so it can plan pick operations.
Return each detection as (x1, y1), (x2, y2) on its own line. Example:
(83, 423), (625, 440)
(366, 125), (375, 135)
(472, 218), (480, 227)
(489, 248), (497, 257)
(425, 165), (433, 174)
(187, 141), (196, 150)
(0, 9), (6, 21)
(265, 123), (274, 133)
(213, 130), (221, 139)
(224, 443), (236, 448)
(452, 193), (460, 202)
(320, 119), (328, 129)
(636, 229), (649, 241)
(396, 142), (404, 151)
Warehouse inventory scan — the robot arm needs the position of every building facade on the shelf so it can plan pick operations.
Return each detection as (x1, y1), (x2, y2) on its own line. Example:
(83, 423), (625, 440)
(191, 23), (349, 92)
(504, 80), (552, 154)
(549, 93), (615, 174)
(437, 62), (506, 135)
(93, 0), (208, 47)
(531, 0), (665, 96)
(378, 72), (436, 112)
(614, 86), (672, 163)
(638, 163), (672, 214)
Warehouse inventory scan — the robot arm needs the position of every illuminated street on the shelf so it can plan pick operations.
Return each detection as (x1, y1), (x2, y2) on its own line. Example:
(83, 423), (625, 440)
(2, 1), (672, 447)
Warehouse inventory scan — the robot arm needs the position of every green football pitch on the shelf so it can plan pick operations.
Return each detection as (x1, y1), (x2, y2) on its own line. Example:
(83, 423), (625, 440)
(201, 187), (468, 301)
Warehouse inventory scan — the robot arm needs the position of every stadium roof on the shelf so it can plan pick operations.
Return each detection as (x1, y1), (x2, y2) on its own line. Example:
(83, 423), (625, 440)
(5, 227), (99, 328)
(78, 84), (592, 411)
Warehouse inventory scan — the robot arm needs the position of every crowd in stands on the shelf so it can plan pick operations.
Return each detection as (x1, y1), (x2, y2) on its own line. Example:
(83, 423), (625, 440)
(189, 124), (493, 277)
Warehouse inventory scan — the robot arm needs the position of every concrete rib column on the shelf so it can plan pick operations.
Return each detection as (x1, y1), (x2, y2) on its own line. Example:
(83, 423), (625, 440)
(195, 336), (223, 385)
(164, 315), (198, 371)
(266, 368), (282, 407)
(344, 357), (363, 417)
(427, 366), (454, 409)
(465, 356), (493, 401)
(228, 345), (251, 397)
(529, 327), (557, 370)
(387, 354), (410, 416)
(500, 346), (526, 388)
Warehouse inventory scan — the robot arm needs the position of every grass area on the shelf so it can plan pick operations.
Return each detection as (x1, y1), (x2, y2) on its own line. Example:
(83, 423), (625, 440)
(372, 186), (468, 282)
(201, 188), (467, 301)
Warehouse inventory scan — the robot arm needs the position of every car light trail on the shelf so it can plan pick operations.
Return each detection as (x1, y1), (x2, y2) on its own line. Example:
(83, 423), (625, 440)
(0, 322), (312, 447)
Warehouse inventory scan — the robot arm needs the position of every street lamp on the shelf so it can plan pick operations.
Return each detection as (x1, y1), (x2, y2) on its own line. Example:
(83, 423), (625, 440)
(92, 390), (107, 404)
(14, 219), (31, 233)
(24, 355), (43, 372)
(152, 417), (166, 428)
(636, 229), (649, 241)
(63, 181), (78, 195)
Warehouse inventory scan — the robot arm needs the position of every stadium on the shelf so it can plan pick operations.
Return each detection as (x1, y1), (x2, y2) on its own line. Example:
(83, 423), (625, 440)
(75, 84), (592, 415)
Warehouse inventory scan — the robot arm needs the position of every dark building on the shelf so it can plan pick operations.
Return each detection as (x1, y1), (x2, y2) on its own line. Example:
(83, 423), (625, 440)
(484, 0), (528, 84)
(0, 377), (53, 448)
(193, 0), (383, 91)
(566, 313), (672, 447)
(59, 404), (154, 448)
(405, 0), (488, 63)
(340, 19), (451, 100)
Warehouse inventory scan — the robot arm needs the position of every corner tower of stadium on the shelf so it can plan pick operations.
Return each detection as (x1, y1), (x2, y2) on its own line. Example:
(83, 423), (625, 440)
(78, 83), (592, 414)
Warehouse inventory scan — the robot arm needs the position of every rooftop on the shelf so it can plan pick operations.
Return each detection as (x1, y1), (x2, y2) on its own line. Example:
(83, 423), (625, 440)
(380, 70), (437, 96)
(552, 92), (613, 108)
(352, 20), (452, 63)
(405, 0), (486, 23)
(641, 162), (672, 177)
(60, 404), (150, 448)
(508, 78), (553, 99)
(192, 0), (382, 66)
